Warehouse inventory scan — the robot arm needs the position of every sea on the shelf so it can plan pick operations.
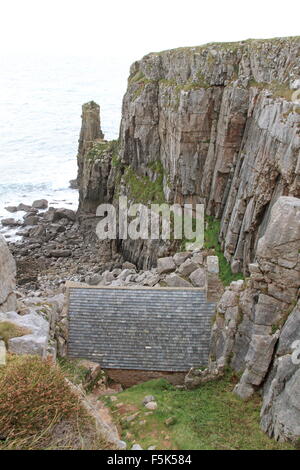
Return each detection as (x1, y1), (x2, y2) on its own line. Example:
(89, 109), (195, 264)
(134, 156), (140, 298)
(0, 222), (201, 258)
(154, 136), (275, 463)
(0, 54), (129, 239)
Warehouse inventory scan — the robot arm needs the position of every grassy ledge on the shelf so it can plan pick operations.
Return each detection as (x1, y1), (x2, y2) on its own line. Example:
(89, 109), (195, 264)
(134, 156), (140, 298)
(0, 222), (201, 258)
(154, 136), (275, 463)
(102, 374), (295, 450)
(204, 216), (244, 286)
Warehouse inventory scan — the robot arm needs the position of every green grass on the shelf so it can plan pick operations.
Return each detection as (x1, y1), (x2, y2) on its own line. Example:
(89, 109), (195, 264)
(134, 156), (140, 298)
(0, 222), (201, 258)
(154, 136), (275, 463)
(124, 161), (166, 205)
(57, 356), (90, 385)
(249, 80), (294, 101)
(103, 375), (295, 450)
(204, 216), (244, 286)
(86, 139), (119, 161)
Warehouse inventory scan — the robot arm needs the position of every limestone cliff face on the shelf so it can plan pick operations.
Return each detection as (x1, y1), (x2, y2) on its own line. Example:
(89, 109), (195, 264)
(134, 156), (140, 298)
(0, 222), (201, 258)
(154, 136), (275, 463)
(119, 37), (300, 273)
(76, 38), (300, 270)
(77, 101), (106, 214)
(210, 196), (300, 441)
(0, 235), (17, 312)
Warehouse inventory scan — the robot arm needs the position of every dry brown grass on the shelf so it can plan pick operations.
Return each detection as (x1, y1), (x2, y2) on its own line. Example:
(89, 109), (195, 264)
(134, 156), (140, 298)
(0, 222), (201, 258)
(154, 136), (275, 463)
(0, 354), (110, 450)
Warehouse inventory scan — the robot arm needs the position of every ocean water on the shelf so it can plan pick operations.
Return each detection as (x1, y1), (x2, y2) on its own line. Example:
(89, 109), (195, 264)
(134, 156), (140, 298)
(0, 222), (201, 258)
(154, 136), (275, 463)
(0, 54), (129, 237)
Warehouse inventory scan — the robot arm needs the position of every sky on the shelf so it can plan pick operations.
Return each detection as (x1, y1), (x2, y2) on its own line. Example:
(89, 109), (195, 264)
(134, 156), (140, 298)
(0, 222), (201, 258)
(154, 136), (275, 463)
(1, 0), (299, 63)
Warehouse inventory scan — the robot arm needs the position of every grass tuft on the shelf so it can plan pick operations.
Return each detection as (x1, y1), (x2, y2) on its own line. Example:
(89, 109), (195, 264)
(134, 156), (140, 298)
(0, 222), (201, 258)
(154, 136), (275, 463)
(204, 216), (244, 286)
(0, 355), (109, 450)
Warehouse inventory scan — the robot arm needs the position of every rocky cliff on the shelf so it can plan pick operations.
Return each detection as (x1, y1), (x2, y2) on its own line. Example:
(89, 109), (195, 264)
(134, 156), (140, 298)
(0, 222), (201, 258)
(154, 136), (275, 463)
(76, 37), (300, 272)
(0, 235), (16, 312)
(210, 196), (300, 441)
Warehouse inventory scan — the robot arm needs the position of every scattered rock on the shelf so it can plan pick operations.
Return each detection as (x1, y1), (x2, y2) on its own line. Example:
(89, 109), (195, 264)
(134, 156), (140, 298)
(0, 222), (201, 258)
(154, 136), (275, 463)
(1, 218), (21, 227)
(50, 250), (72, 258)
(0, 340), (6, 366)
(32, 199), (48, 209)
(0, 310), (49, 358)
(132, 444), (143, 450)
(165, 273), (191, 288)
(17, 203), (32, 212)
(5, 206), (18, 213)
(178, 258), (199, 276)
(157, 257), (176, 274)
(173, 252), (191, 266)
(143, 395), (155, 405)
(189, 267), (206, 287)
(165, 417), (176, 426)
(145, 401), (158, 410)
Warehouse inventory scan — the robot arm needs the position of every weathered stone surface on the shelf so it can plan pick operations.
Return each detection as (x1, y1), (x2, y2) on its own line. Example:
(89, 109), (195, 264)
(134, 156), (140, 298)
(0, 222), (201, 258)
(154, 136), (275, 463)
(143, 395), (155, 405)
(145, 401), (157, 410)
(0, 311), (49, 358)
(5, 206), (18, 213)
(173, 252), (191, 266)
(165, 273), (191, 288)
(0, 235), (17, 312)
(1, 218), (21, 227)
(207, 256), (219, 274)
(157, 257), (176, 274)
(32, 199), (48, 209)
(17, 203), (32, 212)
(0, 340), (6, 366)
(210, 196), (300, 441)
(189, 268), (206, 288)
(50, 250), (72, 258)
(178, 258), (199, 276)
(23, 215), (39, 226)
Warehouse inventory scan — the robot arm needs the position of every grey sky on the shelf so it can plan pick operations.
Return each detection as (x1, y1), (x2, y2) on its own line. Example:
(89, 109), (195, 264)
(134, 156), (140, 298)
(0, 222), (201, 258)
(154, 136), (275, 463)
(1, 0), (299, 62)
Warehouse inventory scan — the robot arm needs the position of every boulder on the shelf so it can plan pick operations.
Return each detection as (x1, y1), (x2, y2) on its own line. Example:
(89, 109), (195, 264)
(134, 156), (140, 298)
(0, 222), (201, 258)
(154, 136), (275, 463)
(5, 206), (18, 213)
(207, 256), (219, 274)
(50, 250), (72, 258)
(87, 274), (103, 286)
(52, 208), (76, 223)
(0, 340), (6, 366)
(145, 401), (157, 410)
(132, 444), (143, 450)
(17, 203), (32, 212)
(122, 261), (137, 270)
(189, 268), (206, 288)
(0, 311), (49, 358)
(23, 215), (39, 226)
(157, 257), (176, 274)
(32, 199), (48, 209)
(178, 258), (199, 276)
(165, 273), (191, 288)
(1, 218), (21, 227)
(0, 235), (16, 312)
(173, 252), (191, 266)
(143, 395), (155, 405)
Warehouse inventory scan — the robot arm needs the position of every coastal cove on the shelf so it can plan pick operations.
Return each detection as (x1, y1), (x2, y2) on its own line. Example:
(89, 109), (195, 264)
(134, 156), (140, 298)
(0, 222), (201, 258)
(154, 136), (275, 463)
(0, 35), (299, 451)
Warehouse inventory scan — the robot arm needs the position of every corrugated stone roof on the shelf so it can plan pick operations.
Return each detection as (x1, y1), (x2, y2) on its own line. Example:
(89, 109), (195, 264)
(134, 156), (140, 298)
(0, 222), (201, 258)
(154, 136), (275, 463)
(67, 286), (215, 372)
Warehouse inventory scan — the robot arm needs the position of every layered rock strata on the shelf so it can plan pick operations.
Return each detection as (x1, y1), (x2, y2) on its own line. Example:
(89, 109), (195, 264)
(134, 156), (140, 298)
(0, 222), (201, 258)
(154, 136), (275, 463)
(209, 196), (300, 441)
(76, 37), (300, 272)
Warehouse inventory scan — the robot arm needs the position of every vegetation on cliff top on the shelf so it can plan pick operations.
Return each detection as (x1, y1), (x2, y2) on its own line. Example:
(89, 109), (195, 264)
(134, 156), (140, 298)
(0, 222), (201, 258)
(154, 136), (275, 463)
(86, 139), (119, 161)
(0, 355), (109, 450)
(103, 373), (294, 450)
(123, 160), (166, 205)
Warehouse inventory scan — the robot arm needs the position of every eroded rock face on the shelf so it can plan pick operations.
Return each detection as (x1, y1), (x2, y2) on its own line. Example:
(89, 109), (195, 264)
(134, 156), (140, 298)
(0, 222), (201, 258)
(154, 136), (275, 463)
(119, 39), (300, 273)
(210, 196), (300, 441)
(76, 101), (107, 214)
(260, 300), (300, 441)
(0, 311), (49, 358)
(0, 235), (17, 312)
(76, 38), (300, 271)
